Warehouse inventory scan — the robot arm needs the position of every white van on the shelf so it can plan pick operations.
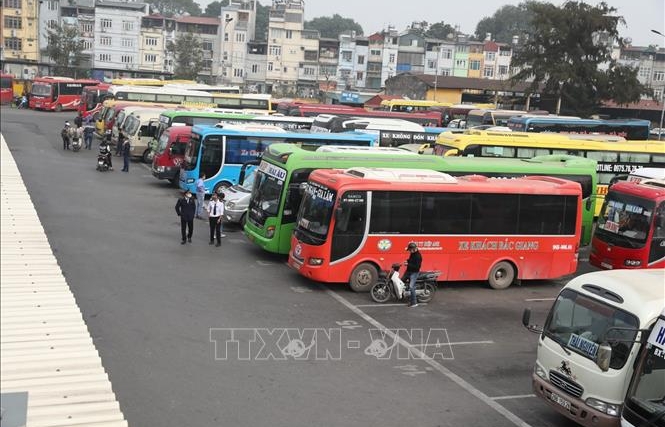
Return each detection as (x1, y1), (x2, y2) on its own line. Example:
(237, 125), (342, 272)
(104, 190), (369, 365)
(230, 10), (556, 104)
(522, 269), (665, 427)
(121, 108), (166, 162)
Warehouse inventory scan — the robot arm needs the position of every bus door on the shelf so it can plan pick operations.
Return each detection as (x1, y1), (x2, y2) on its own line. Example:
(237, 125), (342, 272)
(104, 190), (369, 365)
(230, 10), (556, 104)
(200, 135), (225, 183)
(650, 203), (665, 266)
(52, 83), (60, 104)
(331, 191), (368, 263)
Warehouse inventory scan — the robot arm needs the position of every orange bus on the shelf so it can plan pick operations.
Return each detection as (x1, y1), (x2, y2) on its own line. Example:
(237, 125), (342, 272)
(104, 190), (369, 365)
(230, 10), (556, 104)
(30, 77), (100, 111)
(289, 168), (582, 291)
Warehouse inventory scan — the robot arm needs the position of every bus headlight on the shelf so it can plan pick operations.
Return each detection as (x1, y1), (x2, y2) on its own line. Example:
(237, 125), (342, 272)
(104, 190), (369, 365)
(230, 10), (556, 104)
(624, 259), (642, 267)
(534, 365), (547, 380)
(585, 398), (620, 416)
(308, 258), (323, 266)
(266, 226), (275, 238)
(156, 166), (165, 172)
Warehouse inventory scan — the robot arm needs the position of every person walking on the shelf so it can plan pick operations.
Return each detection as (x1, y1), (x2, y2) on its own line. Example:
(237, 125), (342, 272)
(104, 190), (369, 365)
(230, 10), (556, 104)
(404, 242), (422, 308)
(195, 173), (206, 219)
(83, 118), (94, 150)
(74, 112), (83, 128)
(175, 189), (196, 244)
(61, 122), (71, 150)
(207, 193), (225, 247)
(121, 137), (130, 172)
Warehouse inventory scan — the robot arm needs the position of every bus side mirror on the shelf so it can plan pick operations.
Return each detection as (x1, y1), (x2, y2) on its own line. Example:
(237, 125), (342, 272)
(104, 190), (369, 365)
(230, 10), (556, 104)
(596, 344), (611, 372)
(298, 182), (307, 195)
(522, 308), (543, 334)
(585, 198), (592, 211)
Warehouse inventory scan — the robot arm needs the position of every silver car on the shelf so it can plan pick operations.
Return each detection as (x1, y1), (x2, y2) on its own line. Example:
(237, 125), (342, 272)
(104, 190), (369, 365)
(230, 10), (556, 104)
(222, 169), (256, 226)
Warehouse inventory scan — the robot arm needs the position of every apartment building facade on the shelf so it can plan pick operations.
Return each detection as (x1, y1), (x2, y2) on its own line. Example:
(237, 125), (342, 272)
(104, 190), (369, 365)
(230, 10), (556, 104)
(138, 14), (175, 75)
(1, 0), (40, 76)
(220, 0), (257, 85)
(265, 0), (306, 95)
(93, 1), (147, 75)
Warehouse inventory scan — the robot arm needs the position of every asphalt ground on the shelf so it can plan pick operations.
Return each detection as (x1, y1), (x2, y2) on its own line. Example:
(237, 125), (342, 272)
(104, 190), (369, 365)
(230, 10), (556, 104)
(0, 106), (594, 427)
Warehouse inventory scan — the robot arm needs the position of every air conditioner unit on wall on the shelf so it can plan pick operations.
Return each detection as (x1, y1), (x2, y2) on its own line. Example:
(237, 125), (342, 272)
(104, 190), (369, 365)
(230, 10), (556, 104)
(11, 30), (16, 37)
(15, 9), (22, 14)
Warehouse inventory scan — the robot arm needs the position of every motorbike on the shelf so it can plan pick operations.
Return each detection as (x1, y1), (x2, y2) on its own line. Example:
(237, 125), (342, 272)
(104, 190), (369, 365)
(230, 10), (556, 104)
(71, 136), (82, 152)
(370, 263), (439, 304)
(97, 146), (112, 171)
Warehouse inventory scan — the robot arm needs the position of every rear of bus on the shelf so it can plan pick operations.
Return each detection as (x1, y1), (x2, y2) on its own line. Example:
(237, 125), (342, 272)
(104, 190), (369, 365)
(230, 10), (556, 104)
(591, 179), (665, 270)
(0, 73), (13, 104)
(152, 126), (192, 183)
(79, 83), (110, 119)
(526, 269), (665, 427)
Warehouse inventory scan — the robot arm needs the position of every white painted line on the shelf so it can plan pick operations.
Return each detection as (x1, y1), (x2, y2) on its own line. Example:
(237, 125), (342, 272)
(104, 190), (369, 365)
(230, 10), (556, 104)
(524, 298), (556, 302)
(354, 303), (408, 308)
(412, 340), (494, 347)
(256, 260), (275, 266)
(325, 289), (532, 427)
(491, 394), (536, 401)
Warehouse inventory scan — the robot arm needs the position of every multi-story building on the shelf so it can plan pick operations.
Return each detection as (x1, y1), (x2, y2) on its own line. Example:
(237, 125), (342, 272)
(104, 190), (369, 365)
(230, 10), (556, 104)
(60, 0), (95, 71)
(616, 45), (665, 102)
(366, 33), (384, 89)
(336, 31), (355, 90)
(317, 37), (338, 91)
(245, 41), (266, 92)
(296, 29), (319, 97)
(495, 43), (512, 80)
(138, 14), (175, 76)
(435, 41), (455, 77)
(93, 0), (147, 77)
(466, 41), (483, 78)
(396, 32), (425, 74)
(381, 29), (399, 86)
(220, 0), (257, 86)
(353, 37), (368, 89)
(1, 0), (40, 77)
(265, 0), (306, 95)
(38, 0), (60, 64)
(175, 16), (220, 83)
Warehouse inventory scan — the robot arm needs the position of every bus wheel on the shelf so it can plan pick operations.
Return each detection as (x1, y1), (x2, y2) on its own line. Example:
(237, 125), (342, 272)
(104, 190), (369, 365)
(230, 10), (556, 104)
(349, 263), (378, 293)
(169, 171), (180, 187)
(213, 182), (231, 196)
(54, 104), (62, 112)
(488, 261), (515, 290)
(240, 213), (247, 228)
(142, 149), (151, 163)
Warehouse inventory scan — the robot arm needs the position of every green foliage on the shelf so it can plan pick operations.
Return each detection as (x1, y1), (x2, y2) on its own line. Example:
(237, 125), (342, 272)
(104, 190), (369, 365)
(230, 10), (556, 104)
(304, 14), (363, 39)
(145, 0), (201, 17)
(510, 1), (648, 116)
(474, 3), (534, 43)
(425, 22), (455, 40)
(42, 23), (87, 77)
(167, 33), (204, 80)
(203, 0), (228, 17)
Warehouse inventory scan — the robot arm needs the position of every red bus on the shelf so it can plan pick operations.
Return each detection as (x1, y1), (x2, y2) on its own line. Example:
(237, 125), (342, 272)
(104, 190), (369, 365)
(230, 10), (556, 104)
(591, 179), (665, 270)
(79, 83), (111, 119)
(151, 125), (192, 184)
(289, 168), (582, 291)
(280, 102), (443, 127)
(30, 77), (100, 111)
(0, 73), (13, 105)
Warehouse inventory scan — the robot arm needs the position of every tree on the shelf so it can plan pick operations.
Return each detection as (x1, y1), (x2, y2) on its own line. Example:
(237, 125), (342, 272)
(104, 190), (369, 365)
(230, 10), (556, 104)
(510, 1), (649, 116)
(42, 23), (87, 77)
(474, 3), (534, 43)
(203, 0), (228, 17)
(425, 22), (455, 40)
(167, 33), (204, 80)
(254, 1), (270, 41)
(145, 0), (201, 17)
(304, 14), (363, 39)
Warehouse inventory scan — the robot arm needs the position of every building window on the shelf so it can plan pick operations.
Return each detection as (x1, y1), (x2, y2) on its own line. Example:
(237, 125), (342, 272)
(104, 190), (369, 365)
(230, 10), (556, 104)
(101, 19), (112, 29)
(499, 49), (511, 56)
(235, 32), (245, 42)
(485, 51), (496, 61)
(285, 30), (293, 39)
(224, 32), (229, 41)
(341, 51), (352, 62)
(389, 53), (395, 63)
(81, 22), (93, 33)
(271, 28), (284, 39)
(654, 71), (665, 82)
(48, 0), (58, 10)
(145, 37), (158, 47)
(455, 59), (466, 68)
(4, 37), (22, 50)
(638, 67), (651, 79)
(251, 63), (260, 73)
(4, 0), (21, 8)
(427, 59), (436, 69)
(469, 60), (481, 71)
(356, 71), (364, 81)
(47, 19), (58, 30)
(202, 59), (212, 70)
(303, 67), (315, 76)
(4, 16), (21, 29)
(100, 36), (111, 46)
(483, 66), (494, 78)
(370, 49), (381, 56)
(267, 62), (273, 71)
(441, 68), (451, 76)
(121, 55), (133, 64)
(233, 68), (243, 77)
(456, 45), (468, 53)
(498, 65), (509, 75)
(99, 53), (111, 62)
(269, 45), (281, 56)
(441, 49), (452, 59)
(202, 41), (213, 51)
(121, 38), (134, 48)
(654, 89), (663, 100)
(144, 54), (157, 63)
(122, 21), (134, 31)
(357, 55), (365, 65)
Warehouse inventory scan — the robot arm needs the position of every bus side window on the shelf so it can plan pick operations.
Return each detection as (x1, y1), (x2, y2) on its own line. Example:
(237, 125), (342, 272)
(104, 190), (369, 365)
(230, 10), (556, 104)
(654, 203), (665, 239)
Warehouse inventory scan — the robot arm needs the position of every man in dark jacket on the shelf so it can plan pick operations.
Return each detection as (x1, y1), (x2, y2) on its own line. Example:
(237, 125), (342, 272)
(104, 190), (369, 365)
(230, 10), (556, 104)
(175, 189), (196, 244)
(404, 242), (422, 308)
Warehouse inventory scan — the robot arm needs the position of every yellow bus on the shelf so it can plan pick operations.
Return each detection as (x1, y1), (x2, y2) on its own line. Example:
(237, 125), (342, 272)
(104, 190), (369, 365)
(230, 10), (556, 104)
(379, 99), (452, 113)
(109, 78), (196, 86)
(434, 130), (665, 215)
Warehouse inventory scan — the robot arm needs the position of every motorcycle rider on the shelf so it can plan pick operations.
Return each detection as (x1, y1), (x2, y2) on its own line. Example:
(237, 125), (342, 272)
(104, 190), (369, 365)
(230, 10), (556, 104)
(404, 242), (422, 308)
(99, 139), (113, 170)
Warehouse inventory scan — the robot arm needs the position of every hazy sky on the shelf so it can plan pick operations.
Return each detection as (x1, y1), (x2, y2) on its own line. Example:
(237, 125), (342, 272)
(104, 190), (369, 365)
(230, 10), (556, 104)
(295, 0), (664, 47)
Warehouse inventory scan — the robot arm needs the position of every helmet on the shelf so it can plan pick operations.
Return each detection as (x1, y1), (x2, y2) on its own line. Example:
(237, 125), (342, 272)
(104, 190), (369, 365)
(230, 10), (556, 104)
(407, 242), (417, 250)
(64, 121), (71, 126)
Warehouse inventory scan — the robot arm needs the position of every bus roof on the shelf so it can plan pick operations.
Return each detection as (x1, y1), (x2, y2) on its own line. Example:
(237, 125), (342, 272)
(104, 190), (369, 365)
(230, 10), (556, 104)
(560, 269), (665, 327)
(610, 178), (665, 199)
(508, 116), (651, 126)
(109, 85), (211, 96)
(192, 125), (377, 142)
(380, 99), (452, 107)
(34, 77), (99, 84)
(160, 110), (255, 119)
(630, 168), (665, 180)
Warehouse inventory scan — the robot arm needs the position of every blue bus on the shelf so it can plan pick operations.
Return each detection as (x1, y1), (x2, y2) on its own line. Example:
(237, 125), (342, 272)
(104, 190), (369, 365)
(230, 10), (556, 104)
(506, 116), (651, 140)
(179, 125), (378, 195)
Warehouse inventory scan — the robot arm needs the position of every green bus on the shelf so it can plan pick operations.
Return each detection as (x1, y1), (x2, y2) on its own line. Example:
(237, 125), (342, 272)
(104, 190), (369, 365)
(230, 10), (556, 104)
(244, 144), (598, 255)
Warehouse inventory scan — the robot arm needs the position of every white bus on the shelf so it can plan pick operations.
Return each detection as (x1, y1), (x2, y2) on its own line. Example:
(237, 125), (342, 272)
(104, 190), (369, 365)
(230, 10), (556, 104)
(162, 83), (241, 94)
(522, 269), (665, 427)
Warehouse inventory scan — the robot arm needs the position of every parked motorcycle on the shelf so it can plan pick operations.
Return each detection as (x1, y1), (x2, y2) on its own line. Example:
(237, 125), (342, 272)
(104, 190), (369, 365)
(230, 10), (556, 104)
(370, 263), (439, 304)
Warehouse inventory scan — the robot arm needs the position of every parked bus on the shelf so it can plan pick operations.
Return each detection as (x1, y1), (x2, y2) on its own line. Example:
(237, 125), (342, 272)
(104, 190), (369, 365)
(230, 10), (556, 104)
(282, 103), (443, 127)
(151, 125), (193, 184)
(0, 73), (13, 104)
(30, 77), (100, 111)
(162, 83), (241, 94)
(432, 104), (495, 127)
(466, 109), (550, 128)
(435, 130), (665, 216)
(378, 99), (452, 113)
(521, 269), (665, 427)
(108, 86), (272, 112)
(591, 179), (665, 270)
(79, 83), (112, 119)
(621, 308), (665, 427)
(120, 107), (167, 162)
(179, 126), (378, 195)
(290, 168), (581, 291)
(246, 145), (598, 255)
(97, 100), (173, 136)
(507, 116), (651, 140)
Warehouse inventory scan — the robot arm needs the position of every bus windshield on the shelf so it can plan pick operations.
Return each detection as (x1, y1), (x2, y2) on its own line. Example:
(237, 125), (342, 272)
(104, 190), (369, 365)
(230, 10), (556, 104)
(295, 182), (337, 243)
(249, 163), (287, 225)
(596, 193), (654, 246)
(544, 289), (639, 369)
(626, 343), (665, 420)
(32, 83), (52, 96)
(184, 134), (202, 171)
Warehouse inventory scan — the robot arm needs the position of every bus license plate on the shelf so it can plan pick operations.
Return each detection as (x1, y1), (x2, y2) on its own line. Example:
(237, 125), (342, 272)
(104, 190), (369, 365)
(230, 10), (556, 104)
(550, 392), (571, 411)
(600, 262), (613, 269)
